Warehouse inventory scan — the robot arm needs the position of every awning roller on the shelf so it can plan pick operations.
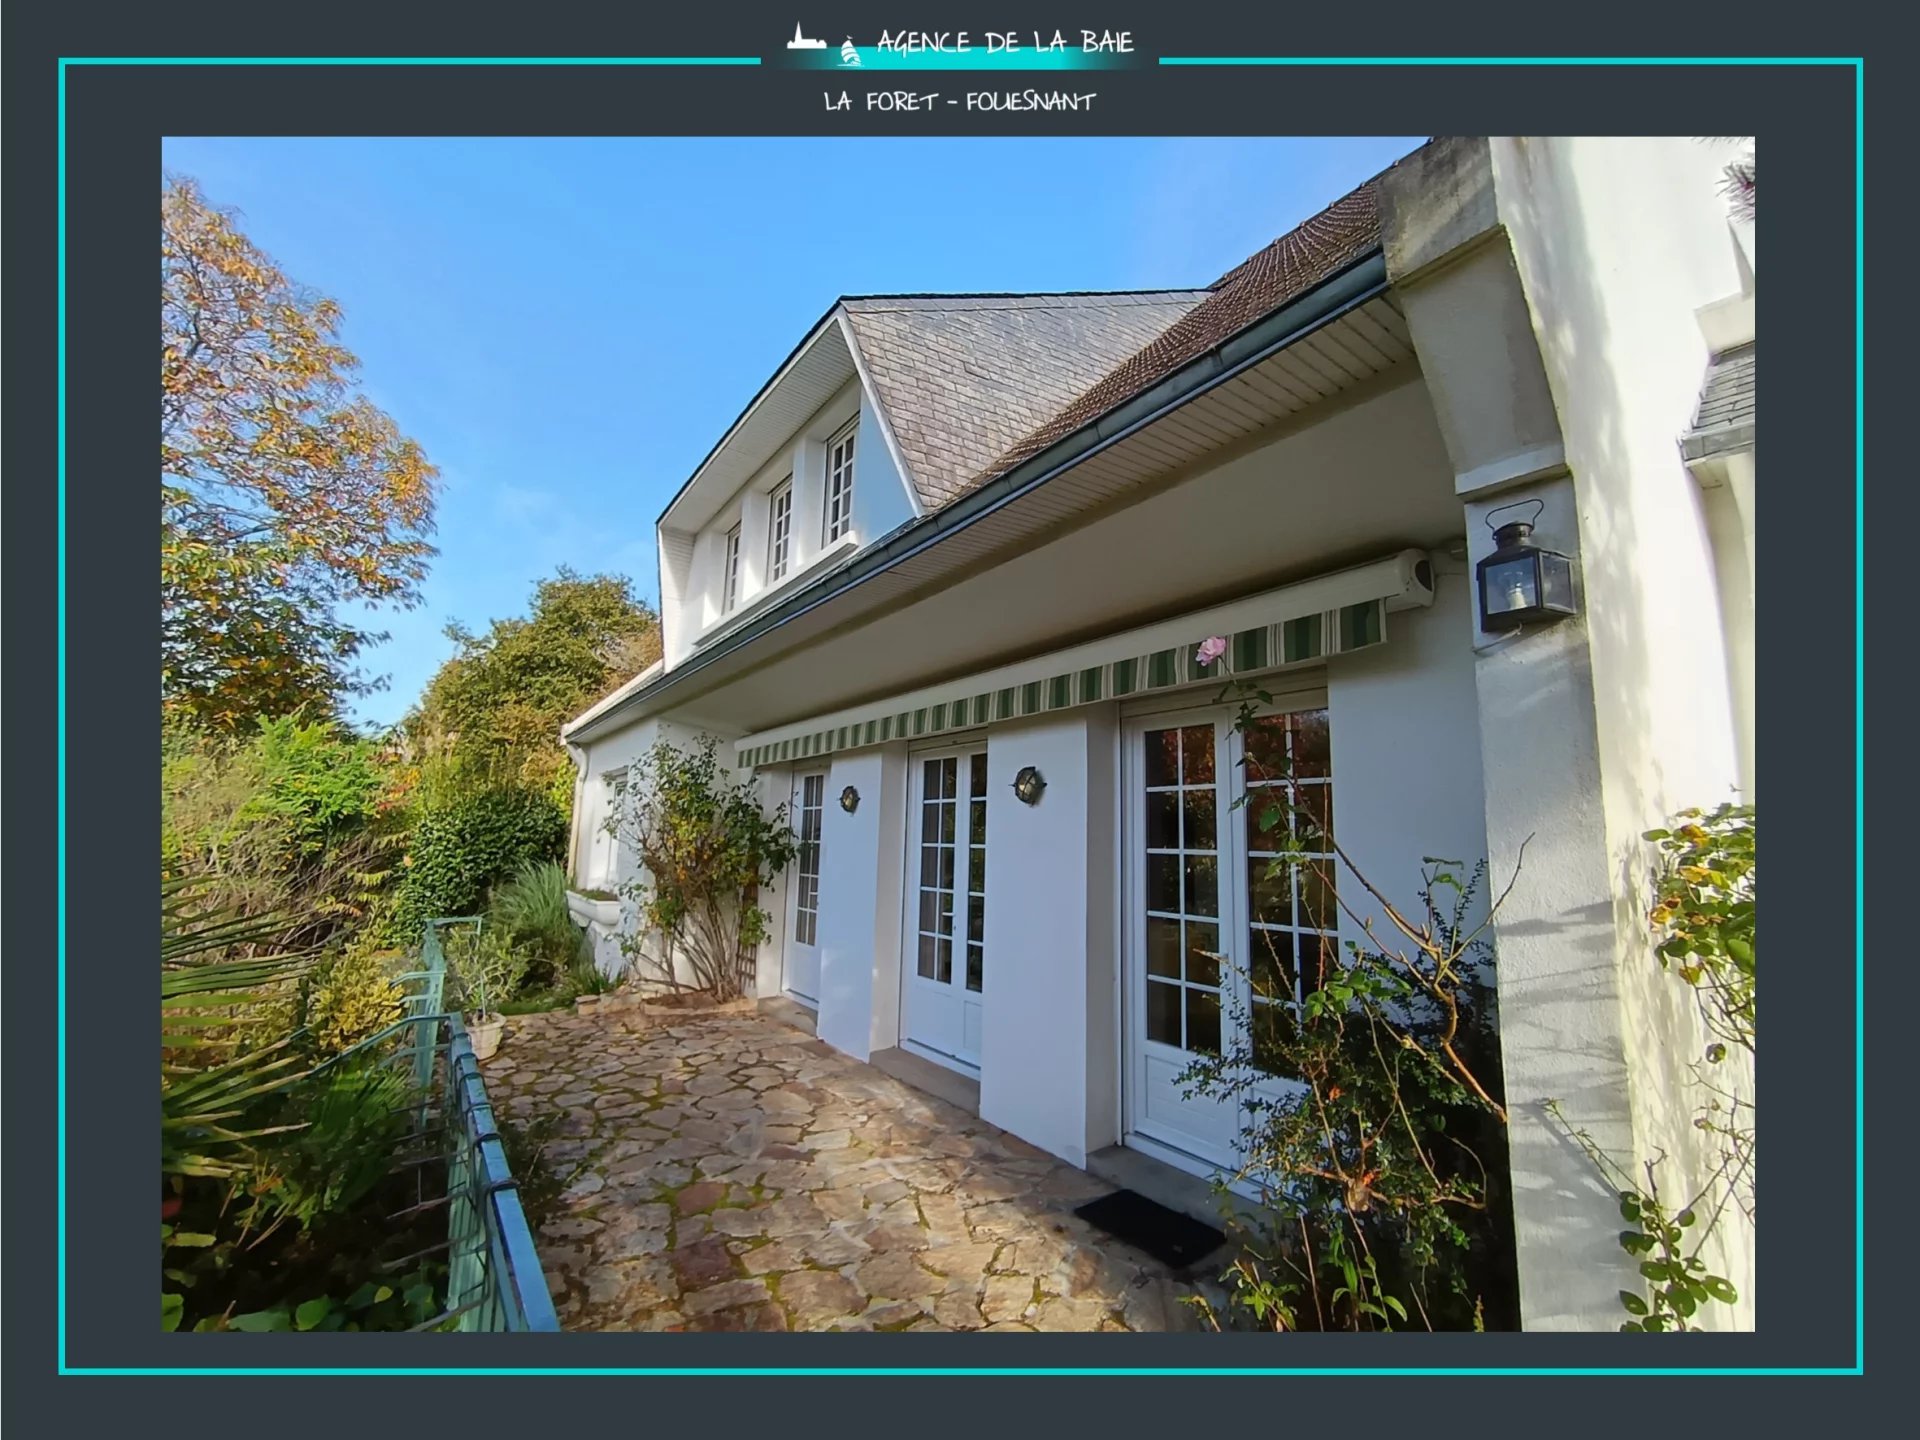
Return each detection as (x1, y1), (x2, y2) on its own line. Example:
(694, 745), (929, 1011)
(736, 549), (1433, 769)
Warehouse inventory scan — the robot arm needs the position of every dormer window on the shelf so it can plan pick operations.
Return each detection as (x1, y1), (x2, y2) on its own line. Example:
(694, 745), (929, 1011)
(825, 421), (857, 544)
(722, 523), (742, 612)
(768, 480), (793, 583)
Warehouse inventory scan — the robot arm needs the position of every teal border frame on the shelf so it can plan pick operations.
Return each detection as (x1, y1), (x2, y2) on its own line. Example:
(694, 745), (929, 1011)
(74, 56), (1858, 1382)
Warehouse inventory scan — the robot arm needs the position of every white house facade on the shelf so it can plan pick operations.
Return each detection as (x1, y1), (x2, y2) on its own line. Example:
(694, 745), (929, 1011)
(561, 137), (1757, 1332)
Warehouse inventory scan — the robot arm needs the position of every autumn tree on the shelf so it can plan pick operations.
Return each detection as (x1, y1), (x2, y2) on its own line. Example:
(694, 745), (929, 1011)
(405, 569), (662, 797)
(162, 176), (439, 729)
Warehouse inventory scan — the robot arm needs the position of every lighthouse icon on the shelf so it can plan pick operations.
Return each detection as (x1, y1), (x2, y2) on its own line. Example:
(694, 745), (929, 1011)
(840, 37), (861, 66)
(786, 24), (826, 50)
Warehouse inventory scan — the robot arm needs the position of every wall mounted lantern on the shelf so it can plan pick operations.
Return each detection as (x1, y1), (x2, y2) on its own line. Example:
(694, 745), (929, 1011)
(839, 785), (860, 814)
(1476, 499), (1577, 634)
(1011, 766), (1046, 806)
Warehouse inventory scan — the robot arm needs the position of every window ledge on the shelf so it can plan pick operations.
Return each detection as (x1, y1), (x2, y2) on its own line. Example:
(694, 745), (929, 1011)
(694, 533), (861, 651)
(566, 890), (624, 928)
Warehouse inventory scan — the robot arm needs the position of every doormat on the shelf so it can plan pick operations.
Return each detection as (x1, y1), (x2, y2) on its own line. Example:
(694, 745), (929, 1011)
(1073, 1189), (1226, 1272)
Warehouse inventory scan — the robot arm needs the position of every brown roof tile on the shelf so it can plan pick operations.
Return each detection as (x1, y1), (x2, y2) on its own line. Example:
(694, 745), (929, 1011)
(961, 177), (1384, 498)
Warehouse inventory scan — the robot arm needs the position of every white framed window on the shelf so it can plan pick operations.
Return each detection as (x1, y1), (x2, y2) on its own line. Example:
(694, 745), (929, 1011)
(722, 523), (742, 612)
(767, 480), (793, 583)
(592, 768), (629, 887)
(792, 773), (825, 946)
(824, 422), (857, 544)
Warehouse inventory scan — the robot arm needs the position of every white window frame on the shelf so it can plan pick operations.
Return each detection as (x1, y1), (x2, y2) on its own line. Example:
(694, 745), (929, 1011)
(767, 479), (794, 583)
(593, 768), (629, 888)
(824, 422), (857, 544)
(722, 522), (743, 612)
(791, 772), (826, 947)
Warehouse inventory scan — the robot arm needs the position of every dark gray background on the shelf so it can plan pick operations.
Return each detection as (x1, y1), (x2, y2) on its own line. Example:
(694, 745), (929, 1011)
(1, 0), (1888, 1416)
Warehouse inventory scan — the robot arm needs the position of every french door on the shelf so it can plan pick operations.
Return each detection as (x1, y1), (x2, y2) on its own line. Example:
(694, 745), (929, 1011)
(1122, 698), (1337, 1172)
(783, 771), (826, 1005)
(899, 743), (988, 1071)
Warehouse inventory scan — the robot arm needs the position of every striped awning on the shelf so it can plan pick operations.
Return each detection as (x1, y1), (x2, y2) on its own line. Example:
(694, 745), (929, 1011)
(736, 549), (1432, 770)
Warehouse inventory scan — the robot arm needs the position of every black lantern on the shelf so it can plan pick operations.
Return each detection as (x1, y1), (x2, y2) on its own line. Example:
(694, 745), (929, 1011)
(1476, 500), (1577, 634)
(1011, 766), (1046, 805)
(839, 785), (860, 814)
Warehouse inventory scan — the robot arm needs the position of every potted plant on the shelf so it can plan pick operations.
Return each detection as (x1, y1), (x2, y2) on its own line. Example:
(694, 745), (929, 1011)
(443, 926), (530, 1062)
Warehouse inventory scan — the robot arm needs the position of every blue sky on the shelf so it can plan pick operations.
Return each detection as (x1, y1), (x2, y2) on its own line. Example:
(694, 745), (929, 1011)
(160, 136), (1424, 728)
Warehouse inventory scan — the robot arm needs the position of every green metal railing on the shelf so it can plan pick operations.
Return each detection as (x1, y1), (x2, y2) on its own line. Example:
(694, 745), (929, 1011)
(305, 919), (559, 1332)
(417, 918), (558, 1332)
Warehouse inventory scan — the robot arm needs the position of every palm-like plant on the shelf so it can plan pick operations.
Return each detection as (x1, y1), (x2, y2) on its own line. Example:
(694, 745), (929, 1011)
(161, 879), (318, 1178)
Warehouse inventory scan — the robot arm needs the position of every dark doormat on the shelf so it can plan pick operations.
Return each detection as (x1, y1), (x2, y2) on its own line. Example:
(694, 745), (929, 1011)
(1074, 1189), (1226, 1271)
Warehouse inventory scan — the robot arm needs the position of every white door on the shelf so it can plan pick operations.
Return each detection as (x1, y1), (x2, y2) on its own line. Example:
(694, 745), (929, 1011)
(1122, 701), (1338, 1173)
(900, 745), (988, 1071)
(783, 771), (826, 1005)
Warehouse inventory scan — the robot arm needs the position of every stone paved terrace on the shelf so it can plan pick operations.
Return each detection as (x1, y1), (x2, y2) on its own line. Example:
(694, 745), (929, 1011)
(481, 1002), (1211, 1332)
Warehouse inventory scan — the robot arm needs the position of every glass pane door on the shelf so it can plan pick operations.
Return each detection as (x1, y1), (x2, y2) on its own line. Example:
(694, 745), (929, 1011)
(901, 746), (987, 1070)
(1128, 714), (1241, 1166)
(783, 772), (825, 1004)
(1241, 711), (1339, 1076)
(1126, 701), (1338, 1172)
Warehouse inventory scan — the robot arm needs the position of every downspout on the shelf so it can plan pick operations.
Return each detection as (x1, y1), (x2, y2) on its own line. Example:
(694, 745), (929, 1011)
(563, 737), (589, 887)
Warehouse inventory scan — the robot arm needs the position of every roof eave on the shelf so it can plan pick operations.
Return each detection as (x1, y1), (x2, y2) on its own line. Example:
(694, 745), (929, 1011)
(655, 299), (850, 531)
(564, 248), (1389, 748)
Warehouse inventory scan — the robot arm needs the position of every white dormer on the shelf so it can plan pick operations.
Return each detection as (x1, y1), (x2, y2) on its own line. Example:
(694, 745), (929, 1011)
(651, 289), (1215, 669)
(655, 311), (920, 668)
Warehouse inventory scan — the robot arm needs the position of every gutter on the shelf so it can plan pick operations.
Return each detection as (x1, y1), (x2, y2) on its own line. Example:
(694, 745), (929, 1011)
(567, 250), (1391, 744)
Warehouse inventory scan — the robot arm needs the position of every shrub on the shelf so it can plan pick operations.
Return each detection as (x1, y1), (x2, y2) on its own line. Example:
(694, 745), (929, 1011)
(162, 715), (403, 950)
(307, 944), (409, 1055)
(240, 1063), (410, 1237)
(1178, 661), (1516, 1333)
(612, 736), (796, 1000)
(442, 925), (531, 1019)
(487, 861), (581, 990)
(394, 786), (566, 938)
(1645, 803), (1755, 1059)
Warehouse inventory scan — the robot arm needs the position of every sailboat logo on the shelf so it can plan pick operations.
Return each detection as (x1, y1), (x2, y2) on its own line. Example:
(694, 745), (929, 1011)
(840, 37), (861, 66)
(786, 24), (826, 49)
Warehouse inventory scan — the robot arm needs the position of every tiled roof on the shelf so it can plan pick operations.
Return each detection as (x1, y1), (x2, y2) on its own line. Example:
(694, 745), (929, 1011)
(843, 291), (1209, 509)
(967, 177), (1385, 495)
(1681, 344), (1756, 462)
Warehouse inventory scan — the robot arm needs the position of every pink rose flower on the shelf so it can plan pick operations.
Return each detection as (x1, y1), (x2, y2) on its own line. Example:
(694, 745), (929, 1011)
(1195, 635), (1227, 666)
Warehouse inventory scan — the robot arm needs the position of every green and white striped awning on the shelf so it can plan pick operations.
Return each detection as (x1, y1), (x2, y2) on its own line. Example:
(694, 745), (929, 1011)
(735, 549), (1432, 770)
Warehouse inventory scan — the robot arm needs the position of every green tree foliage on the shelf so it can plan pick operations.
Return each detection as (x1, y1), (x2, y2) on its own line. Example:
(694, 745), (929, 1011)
(392, 787), (568, 939)
(405, 568), (662, 796)
(163, 715), (404, 949)
(162, 175), (439, 727)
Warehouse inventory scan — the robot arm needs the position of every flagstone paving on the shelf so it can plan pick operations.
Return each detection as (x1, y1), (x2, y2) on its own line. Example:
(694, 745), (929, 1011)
(481, 1004), (1212, 1333)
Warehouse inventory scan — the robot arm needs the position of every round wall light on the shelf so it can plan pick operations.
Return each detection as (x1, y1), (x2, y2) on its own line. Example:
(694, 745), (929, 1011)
(1012, 766), (1046, 806)
(839, 785), (860, 814)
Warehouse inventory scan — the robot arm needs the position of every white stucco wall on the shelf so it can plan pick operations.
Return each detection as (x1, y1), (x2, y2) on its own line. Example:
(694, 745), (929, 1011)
(975, 708), (1121, 1167)
(667, 378), (919, 658)
(1326, 577), (1492, 963)
(747, 761), (796, 1000)
(568, 717), (718, 987)
(813, 744), (909, 1060)
(850, 385), (915, 544)
(1494, 137), (1755, 1327)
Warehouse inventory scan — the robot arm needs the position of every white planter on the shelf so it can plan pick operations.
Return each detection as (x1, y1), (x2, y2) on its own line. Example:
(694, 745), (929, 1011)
(468, 1014), (505, 1062)
(566, 890), (623, 929)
